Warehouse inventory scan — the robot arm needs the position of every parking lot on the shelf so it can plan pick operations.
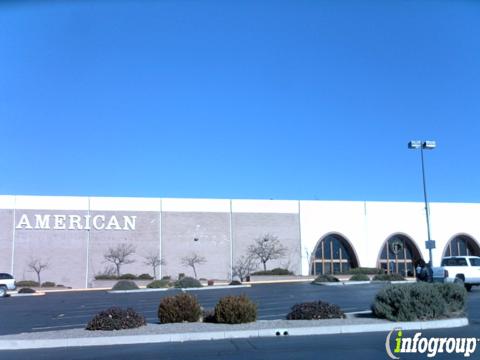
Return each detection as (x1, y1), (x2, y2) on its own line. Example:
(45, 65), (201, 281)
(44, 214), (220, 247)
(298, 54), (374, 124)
(2, 282), (391, 335)
(2, 282), (480, 359)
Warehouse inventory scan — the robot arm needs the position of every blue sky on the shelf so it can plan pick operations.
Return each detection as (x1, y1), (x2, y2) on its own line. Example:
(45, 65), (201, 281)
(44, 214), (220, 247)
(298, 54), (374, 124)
(1, 0), (479, 202)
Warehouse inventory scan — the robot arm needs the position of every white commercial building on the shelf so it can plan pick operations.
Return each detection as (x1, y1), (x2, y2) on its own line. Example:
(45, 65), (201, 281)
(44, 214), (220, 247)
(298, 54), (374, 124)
(0, 195), (479, 288)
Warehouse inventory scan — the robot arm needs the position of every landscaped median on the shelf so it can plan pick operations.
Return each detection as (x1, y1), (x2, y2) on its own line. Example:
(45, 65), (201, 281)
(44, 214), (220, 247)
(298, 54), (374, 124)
(107, 277), (252, 293)
(311, 271), (412, 286)
(0, 282), (470, 351)
(0, 313), (468, 350)
(9, 274), (317, 295)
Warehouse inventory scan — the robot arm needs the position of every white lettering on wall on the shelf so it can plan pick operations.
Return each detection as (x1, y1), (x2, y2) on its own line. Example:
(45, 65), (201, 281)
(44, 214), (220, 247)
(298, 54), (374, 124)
(106, 216), (120, 230)
(16, 214), (33, 229)
(84, 215), (91, 230)
(93, 215), (106, 230)
(54, 215), (67, 230)
(123, 215), (136, 231)
(68, 215), (83, 230)
(15, 214), (137, 231)
(35, 215), (50, 229)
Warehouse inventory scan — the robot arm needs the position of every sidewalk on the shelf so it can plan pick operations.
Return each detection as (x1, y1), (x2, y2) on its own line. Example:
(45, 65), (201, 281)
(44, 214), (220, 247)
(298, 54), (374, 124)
(0, 314), (468, 350)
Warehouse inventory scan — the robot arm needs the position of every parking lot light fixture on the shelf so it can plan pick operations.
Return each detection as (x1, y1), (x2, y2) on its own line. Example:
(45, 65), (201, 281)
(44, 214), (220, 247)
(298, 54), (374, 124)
(408, 140), (437, 267)
(408, 140), (422, 149)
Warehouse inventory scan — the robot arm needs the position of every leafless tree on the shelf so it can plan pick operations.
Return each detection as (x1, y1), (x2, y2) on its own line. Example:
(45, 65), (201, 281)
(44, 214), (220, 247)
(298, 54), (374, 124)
(247, 234), (288, 271)
(181, 253), (206, 279)
(27, 258), (49, 284)
(232, 254), (257, 281)
(143, 254), (165, 279)
(304, 247), (312, 264)
(104, 243), (136, 277)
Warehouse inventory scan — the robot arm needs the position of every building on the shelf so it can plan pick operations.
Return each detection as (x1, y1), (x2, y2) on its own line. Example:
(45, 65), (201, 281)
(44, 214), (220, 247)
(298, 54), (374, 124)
(0, 195), (479, 289)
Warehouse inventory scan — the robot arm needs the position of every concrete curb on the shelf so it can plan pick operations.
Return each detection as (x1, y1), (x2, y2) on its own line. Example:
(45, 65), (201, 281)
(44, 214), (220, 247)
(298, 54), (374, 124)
(108, 285), (252, 294)
(313, 280), (413, 286)
(42, 288), (102, 293)
(25, 279), (315, 293)
(0, 318), (468, 350)
(9, 291), (46, 297)
(246, 279), (315, 285)
(180, 285), (251, 291)
(108, 288), (170, 294)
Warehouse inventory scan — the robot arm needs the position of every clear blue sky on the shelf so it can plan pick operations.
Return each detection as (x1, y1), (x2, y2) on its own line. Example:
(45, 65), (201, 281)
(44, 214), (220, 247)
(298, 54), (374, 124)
(1, 0), (479, 202)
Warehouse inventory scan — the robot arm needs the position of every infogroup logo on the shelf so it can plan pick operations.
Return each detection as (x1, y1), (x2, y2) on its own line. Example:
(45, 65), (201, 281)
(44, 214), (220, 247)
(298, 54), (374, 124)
(385, 328), (478, 359)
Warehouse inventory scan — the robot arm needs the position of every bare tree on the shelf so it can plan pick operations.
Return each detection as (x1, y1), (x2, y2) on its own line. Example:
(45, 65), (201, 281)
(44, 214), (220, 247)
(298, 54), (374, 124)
(27, 258), (49, 284)
(232, 254), (257, 281)
(143, 254), (165, 279)
(104, 243), (136, 277)
(181, 253), (206, 279)
(247, 234), (288, 271)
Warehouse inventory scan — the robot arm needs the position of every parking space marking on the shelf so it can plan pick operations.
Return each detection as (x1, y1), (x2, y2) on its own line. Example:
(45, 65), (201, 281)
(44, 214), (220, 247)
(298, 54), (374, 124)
(32, 324), (86, 330)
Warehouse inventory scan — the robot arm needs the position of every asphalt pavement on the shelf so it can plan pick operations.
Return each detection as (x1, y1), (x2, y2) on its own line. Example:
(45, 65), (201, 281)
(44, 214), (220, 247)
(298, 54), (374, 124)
(2, 325), (480, 360)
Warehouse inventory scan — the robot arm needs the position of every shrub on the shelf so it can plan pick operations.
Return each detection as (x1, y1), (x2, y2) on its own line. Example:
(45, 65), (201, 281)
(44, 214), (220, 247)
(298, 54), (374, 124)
(86, 307), (146, 331)
(18, 287), (36, 294)
(16, 280), (39, 287)
(138, 273), (153, 280)
(348, 267), (384, 275)
(372, 283), (453, 321)
(158, 293), (202, 323)
(349, 274), (370, 281)
(251, 268), (293, 276)
(174, 277), (202, 288)
(207, 280), (214, 286)
(434, 283), (467, 313)
(229, 280), (242, 286)
(119, 273), (137, 280)
(202, 309), (216, 323)
(162, 276), (171, 280)
(147, 280), (170, 288)
(178, 273), (185, 280)
(111, 280), (139, 291)
(287, 301), (345, 320)
(312, 274), (339, 283)
(372, 274), (405, 281)
(41, 281), (56, 287)
(94, 274), (118, 280)
(214, 295), (257, 324)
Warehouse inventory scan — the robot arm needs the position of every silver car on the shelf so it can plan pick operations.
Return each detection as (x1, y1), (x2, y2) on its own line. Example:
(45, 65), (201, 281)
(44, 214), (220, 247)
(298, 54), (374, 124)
(0, 273), (16, 297)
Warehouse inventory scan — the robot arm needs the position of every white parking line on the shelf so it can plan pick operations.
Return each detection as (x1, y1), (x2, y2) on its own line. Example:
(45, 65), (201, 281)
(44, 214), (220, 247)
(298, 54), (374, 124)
(50, 314), (95, 320)
(32, 324), (85, 330)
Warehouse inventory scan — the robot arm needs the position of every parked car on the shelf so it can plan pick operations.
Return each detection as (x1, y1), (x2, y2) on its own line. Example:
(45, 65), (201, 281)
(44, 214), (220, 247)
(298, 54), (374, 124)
(0, 273), (16, 297)
(432, 256), (480, 291)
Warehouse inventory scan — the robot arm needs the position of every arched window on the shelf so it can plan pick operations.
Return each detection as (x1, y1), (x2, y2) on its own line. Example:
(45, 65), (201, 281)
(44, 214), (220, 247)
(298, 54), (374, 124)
(377, 234), (422, 277)
(444, 235), (480, 257)
(310, 234), (358, 275)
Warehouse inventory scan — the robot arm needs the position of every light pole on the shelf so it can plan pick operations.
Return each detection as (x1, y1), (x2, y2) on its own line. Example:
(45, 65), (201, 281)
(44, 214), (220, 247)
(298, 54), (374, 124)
(408, 140), (436, 267)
